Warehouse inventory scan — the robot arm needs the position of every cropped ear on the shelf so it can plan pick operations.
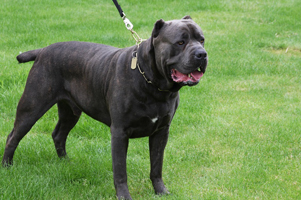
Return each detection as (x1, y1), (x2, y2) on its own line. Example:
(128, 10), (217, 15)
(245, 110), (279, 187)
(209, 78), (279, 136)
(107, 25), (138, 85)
(151, 19), (165, 38)
(182, 15), (192, 20)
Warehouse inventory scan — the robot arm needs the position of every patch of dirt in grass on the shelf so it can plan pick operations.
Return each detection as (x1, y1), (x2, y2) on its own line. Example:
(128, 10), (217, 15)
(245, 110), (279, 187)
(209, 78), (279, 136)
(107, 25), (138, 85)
(266, 47), (301, 57)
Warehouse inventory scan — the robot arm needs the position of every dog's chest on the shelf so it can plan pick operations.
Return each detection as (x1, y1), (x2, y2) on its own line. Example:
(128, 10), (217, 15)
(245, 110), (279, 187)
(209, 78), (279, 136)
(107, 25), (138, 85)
(125, 99), (177, 138)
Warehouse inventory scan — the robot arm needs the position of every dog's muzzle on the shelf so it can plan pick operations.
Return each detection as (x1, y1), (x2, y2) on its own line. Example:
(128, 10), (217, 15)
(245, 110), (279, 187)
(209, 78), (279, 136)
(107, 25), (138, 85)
(171, 49), (207, 86)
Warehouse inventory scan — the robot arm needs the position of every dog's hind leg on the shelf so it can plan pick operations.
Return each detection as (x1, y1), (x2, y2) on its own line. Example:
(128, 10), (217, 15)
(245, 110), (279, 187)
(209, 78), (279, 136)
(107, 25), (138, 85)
(2, 95), (56, 166)
(2, 61), (61, 167)
(52, 101), (81, 158)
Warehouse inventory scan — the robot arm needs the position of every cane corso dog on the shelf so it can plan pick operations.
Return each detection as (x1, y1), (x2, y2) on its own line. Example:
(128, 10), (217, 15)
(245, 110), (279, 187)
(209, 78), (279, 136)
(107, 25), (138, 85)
(2, 16), (207, 199)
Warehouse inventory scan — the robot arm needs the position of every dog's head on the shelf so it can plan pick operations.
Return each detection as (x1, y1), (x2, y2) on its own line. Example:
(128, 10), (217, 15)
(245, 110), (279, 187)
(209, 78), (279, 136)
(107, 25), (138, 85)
(151, 16), (207, 88)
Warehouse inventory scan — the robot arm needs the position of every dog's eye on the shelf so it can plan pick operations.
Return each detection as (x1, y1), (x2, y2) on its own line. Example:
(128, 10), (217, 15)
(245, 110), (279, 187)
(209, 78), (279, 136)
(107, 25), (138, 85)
(200, 39), (205, 44)
(177, 41), (185, 45)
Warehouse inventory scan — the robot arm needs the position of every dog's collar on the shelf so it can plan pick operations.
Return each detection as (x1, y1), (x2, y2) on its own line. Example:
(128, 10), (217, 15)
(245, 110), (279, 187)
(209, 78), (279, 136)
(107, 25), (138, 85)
(131, 50), (170, 92)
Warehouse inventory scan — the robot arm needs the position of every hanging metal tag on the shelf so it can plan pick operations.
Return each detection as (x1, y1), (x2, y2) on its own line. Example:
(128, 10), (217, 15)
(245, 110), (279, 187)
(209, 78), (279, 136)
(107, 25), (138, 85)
(131, 52), (137, 69)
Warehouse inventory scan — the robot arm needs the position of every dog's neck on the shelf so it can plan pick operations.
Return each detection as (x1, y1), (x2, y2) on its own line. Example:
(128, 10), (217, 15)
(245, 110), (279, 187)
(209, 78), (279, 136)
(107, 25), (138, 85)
(136, 39), (182, 93)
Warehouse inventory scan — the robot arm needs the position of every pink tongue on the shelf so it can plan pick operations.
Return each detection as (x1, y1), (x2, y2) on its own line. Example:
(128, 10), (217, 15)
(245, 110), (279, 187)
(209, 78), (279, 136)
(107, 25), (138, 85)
(190, 71), (204, 80)
(171, 69), (203, 83)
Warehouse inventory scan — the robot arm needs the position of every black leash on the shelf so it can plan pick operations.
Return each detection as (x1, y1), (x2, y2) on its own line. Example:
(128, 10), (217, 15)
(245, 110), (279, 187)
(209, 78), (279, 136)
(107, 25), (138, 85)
(112, 0), (167, 91)
(112, 0), (144, 44)
(112, 0), (125, 18)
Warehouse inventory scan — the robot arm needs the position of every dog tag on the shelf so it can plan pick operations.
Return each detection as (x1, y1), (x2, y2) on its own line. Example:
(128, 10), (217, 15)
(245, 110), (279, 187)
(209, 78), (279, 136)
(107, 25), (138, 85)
(131, 56), (137, 69)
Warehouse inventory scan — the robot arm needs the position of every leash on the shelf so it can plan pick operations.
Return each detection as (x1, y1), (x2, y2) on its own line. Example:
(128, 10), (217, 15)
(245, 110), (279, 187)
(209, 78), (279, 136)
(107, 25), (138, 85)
(112, 0), (144, 45)
(112, 0), (169, 92)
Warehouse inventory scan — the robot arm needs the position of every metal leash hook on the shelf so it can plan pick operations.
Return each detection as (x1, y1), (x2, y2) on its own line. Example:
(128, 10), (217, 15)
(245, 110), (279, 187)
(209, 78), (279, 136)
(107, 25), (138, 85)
(122, 12), (133, 30)
(112, 0), (167, 91)
(112, 0), (145, 45)
(122, 12), (144, 45)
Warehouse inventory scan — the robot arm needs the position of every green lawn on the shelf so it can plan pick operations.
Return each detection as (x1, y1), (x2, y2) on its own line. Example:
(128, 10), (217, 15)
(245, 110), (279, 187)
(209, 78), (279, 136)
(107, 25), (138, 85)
(1, 0), (301, 199)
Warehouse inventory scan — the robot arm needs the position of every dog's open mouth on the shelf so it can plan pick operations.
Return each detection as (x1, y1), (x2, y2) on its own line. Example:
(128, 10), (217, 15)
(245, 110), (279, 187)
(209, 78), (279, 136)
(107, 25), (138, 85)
(171, 69), (204, 85)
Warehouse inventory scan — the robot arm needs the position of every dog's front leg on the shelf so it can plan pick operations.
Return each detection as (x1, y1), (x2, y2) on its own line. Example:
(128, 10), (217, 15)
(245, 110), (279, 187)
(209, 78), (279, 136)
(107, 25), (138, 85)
(149, 127), (170, 195)
(111, 128), (132, 200)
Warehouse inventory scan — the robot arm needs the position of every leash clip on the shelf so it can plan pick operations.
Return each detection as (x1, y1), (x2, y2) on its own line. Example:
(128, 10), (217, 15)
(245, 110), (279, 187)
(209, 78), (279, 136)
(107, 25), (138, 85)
(122, 13), (133, 30)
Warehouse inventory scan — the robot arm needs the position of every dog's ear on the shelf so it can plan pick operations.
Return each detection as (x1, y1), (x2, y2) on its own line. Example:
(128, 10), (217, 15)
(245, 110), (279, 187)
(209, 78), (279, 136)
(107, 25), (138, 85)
(182, 15), (192, 20)
(149, 19), (165, 59)
(151, 19), (165, 38)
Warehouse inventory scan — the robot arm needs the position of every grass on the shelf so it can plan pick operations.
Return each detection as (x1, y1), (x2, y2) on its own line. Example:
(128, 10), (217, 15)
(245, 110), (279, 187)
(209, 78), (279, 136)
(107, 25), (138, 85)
(1, 0), (301, 199)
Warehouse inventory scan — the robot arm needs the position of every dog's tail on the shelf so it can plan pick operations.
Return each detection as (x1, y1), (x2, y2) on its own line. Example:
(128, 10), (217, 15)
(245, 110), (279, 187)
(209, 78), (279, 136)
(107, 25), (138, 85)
(16, 49), (43, 63)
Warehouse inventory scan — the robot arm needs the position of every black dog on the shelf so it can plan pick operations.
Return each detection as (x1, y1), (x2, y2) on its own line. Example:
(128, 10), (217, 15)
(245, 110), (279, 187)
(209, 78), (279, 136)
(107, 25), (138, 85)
(2, 16), (207, 199)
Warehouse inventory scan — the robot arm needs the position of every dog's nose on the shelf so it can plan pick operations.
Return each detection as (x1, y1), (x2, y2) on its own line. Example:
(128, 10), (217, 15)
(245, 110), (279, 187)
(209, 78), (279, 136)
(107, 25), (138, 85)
(194, 49), (207, 59)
